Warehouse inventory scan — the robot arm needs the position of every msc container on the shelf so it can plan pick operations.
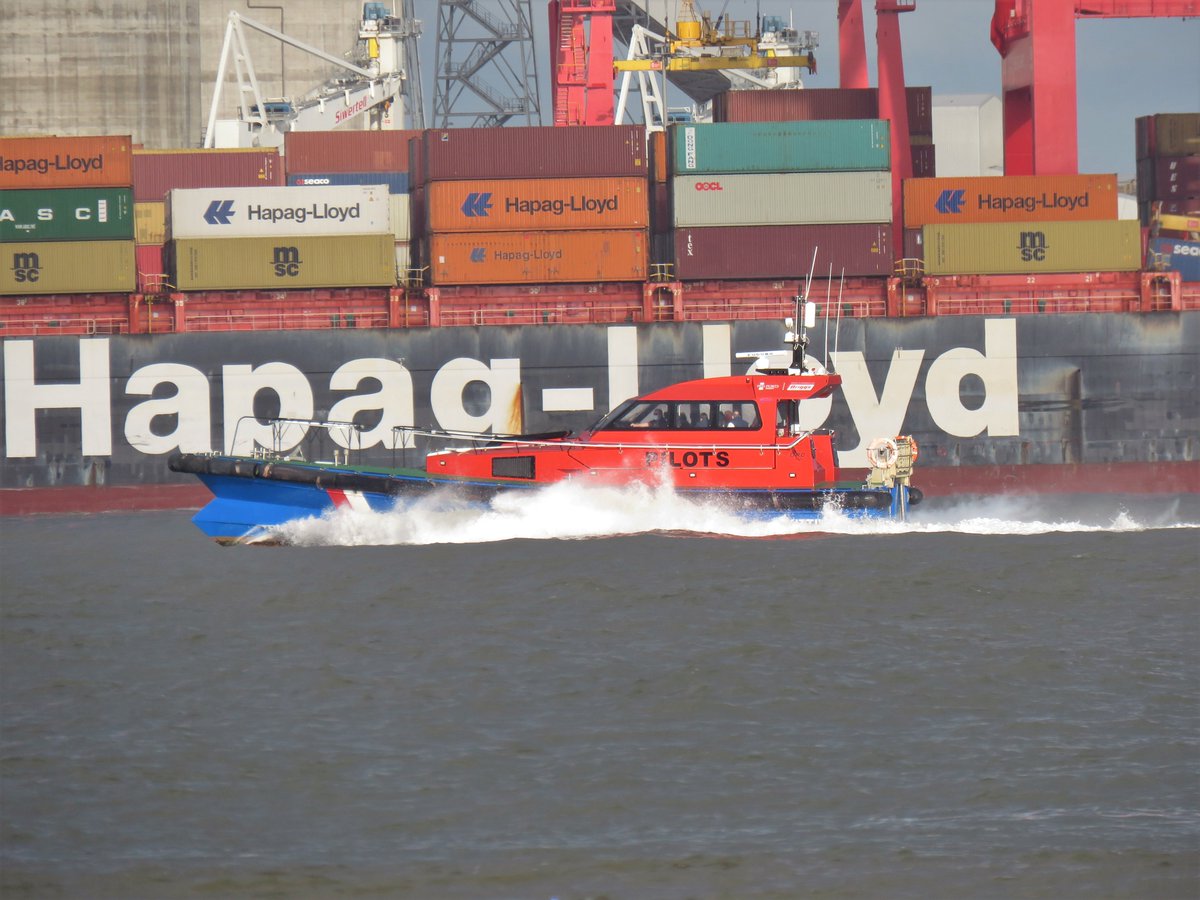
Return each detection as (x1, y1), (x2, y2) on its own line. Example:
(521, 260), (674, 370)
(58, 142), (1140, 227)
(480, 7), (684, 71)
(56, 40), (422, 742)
(923, 220), (1141, 275)
(390, 194), (412, 241)
(672, 224), (893, 279)
(421, 126), (647, 181)
(0, 135), (133, 190)
(132, 148), (282, 203)
(428, 230), (647, 285)
(167, 185), (391, 240)
(1136, 113), (1200, 159)
(672, 171), (892, 227)
(670, 120), (890, 174)
(170, 234), (395, 291)
(0, 187), (134, 242)
(1147, 236), (1200, 282)
(287, 171), (410, 194)
(427, 177), (648, 232)
(903, 173), (1118, 226)
(712, 86), (933, 135)
(1, 240), (135, 295)
(284, 130), (422, 174)
(135, 202), (166, 244)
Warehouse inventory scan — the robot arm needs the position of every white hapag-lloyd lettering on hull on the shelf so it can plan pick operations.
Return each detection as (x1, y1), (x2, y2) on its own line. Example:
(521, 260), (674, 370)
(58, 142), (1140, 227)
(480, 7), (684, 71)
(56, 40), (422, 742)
(1, 321), (1020, 464)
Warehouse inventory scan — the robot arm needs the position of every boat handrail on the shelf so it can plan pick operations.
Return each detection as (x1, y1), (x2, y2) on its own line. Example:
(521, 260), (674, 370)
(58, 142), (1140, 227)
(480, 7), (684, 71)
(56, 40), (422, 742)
(230, 415), (369, 458)
(392, 424), (819, 455)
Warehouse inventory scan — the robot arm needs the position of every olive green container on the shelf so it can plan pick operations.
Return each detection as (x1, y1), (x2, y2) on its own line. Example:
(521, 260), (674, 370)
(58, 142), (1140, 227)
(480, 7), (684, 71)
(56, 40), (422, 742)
(170, 234), (396, 290)
(0, 188), (135, 242)
(923, 220), (1142, 275)
(1, 240), (136, 294)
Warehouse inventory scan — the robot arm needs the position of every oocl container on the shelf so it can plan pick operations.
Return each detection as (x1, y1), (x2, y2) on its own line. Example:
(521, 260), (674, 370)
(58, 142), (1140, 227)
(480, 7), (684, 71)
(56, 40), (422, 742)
(284, 130), (422, 174)
(132, 148), (282, 203)
(421, 126), (647, 181)
(670, 120), (890, 174)
(672, 224), (893, 279)
(169, 234), (395, 290)
(167, 185), (391, 240)
(428, 230), (647, 285)
(672, 171), (892, 227)
(0, 187), (134, 242)
(0, 135), (133, 190)
(923, 220), (1141, 275)
(903, 174), (1118, 226)
(287, 171), (410, 194)
(1, 240), (135, 295)
(427, 177), (648, 232)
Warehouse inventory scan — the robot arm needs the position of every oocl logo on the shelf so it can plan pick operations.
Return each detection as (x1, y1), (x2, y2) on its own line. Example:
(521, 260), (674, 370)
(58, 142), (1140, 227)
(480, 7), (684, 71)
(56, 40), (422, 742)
(694, 182), (724, 191)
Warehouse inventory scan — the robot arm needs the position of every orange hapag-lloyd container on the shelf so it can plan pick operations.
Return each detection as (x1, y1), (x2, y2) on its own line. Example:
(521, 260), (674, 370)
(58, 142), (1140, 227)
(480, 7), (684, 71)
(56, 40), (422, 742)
(0, 135), (133, 189)
(429, 230), (647, 285)
(903, 174), (1118, 226)
(427, 178), (649, 233)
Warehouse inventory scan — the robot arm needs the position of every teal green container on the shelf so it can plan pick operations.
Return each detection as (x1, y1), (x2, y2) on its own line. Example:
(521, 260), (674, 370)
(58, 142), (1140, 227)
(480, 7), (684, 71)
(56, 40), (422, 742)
(670, 120), (891, 175)
(0, 187), (135, 243)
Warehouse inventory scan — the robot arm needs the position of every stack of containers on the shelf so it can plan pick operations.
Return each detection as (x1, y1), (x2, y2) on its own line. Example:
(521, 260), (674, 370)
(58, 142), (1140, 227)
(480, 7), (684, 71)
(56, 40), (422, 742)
(903, 173), (1138, 275)
(284, 130), (422, 277)
(415, 126), (650, 285)
(1137, 113), (1200, 281)
(669, 120), (894, 279)
(165, 184), (395, 291)
(1, 135), (136, 295)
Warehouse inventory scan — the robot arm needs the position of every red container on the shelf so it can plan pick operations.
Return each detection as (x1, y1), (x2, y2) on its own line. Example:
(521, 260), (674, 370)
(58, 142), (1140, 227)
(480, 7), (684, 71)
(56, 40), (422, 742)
(671, 223), (893, 279)
(651, 182), (671, 231)
(135, 244), (166, 291)
(284, 130), (423, 174)
(713, 87), (933, 135)
(421, 126), (648, 181)
(1138, 155), (1200, 202)
(132, 149), (283, 202)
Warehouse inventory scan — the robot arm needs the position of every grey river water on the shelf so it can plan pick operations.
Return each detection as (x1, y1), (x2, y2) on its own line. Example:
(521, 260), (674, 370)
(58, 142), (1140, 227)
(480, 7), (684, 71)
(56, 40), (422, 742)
(2, 492), (1198, 898)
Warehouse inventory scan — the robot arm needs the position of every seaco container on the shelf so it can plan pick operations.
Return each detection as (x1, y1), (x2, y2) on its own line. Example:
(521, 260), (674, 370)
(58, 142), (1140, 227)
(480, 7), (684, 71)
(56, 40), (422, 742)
(170, 234), (395, 290)
(421, 126), (647, 181)
(673, 171), (892, 227)
(167, 185), (391, 240)
(0, 187), (134, 242)
(903, 174), (1118, 226)
(672, 224), (893, 279)
(670, 120), (890, 174)
(0, 135), (133, 190)
(1, 240), (135, 295)
(287, 171), (410, 194)
(923, 220), (1141, 275)
(428, 230), (647, 285)
(712, 87), (933, 135)
(135, 202), (166, 244)
(1147, 236), (1200, 282)
(132, 148), (282, 203)
(427, 177), (648, 232)
(284, 130), (422, 174)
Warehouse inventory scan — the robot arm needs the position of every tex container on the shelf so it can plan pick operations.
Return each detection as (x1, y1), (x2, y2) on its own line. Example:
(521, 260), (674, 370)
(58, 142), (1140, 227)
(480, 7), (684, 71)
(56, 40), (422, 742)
(428, 230), (647, 285)
(427, 177), (648, 233)
(287, 171), (410, 194)
(167, 185), (391, 240)
(903, 174), (1118, 226)
(1148, 236), (1200, 282)
(670, 120), (890, 174)
(672, 171), (892, 227)
(132, 148), (282, 203)
(1, 240), (135, 295)
(421, 126), (647, 181)
(0, 187), (134, 242)
(169, 234), (395, 291)
(0, 135), (133, 190)
(672, 224), (893, 279)
(135, 202), (166, 244)
(712, 86), (933, 135)
(284, 130), (422, 174)
(1136, 113), (1200, 159)
(923, 220), (1142, 275)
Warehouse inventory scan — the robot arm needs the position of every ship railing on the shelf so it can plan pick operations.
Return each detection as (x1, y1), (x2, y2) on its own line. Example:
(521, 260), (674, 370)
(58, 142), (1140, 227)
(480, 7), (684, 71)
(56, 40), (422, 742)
(185, 309), (391, 332)
(0, 316), (130, 337)
(392, 424), (820, 455)
(228, 416), (377, 464)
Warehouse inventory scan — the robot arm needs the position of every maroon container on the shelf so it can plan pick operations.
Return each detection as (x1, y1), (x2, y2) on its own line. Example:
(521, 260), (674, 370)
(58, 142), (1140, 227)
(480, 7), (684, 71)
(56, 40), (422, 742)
(408, 135), (425, 187)
(421, 126), (648, 181)
(132, 149), (283, 202)
(1138, 155), (1200, 203)
(672, 223), (893, 279)
(714, 87), (933, 135)
(284, 130), (423, 174)
(651, 182), (671, 232)
(902, 228), (924, 262)
(911, 143), (936, 178)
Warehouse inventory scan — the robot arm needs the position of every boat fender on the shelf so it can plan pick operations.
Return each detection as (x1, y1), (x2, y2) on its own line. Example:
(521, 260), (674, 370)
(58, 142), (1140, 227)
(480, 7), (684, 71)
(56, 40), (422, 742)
(866, 437), (898, 469)
(908, 486), (924, 506)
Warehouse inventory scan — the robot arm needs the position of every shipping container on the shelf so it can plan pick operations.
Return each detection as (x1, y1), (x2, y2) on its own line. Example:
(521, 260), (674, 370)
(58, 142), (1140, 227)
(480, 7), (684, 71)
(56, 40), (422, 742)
(390, 194), (411, 241)
(135, 202), (166, 245)
(422, 126), (647, 181)
(0, 187), (134, 242)
(712, 87), (933, 135)
(287, 171), (410, 194)
(1136, 113), (1200, 159)
(1147, 236), (1200, 282)
(284, 130), (422, 174)
(672, 171), (892, 227)
(170, 234), (395, 290)
(427, 177), (648, 232)
(903, 173), (1118, 226)
(923, 220), (1141, 275)
(0, 135), (133, 190)
(1139, 198), (1200, 224)
(1, 240), (135, 294)
(1137, 155), (1200, 203)
(670, 120), (890, 174)
(911, 143), (936, 178)
(135, 244), (166, 292)
(672, 223), (894, 279)
(651, 130), (668, 184)
(132, 148), (282, 203)
(394, 241), (412, 276)
(167, 185), (391, 240)
(428, 230), (647, 285)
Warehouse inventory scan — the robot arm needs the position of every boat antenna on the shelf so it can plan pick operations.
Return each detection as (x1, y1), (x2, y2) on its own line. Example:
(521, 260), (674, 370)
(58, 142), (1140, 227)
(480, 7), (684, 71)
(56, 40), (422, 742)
(791, 246), (819, 371)
(834, 267), (846, 357)
(824, 262), (833, 370)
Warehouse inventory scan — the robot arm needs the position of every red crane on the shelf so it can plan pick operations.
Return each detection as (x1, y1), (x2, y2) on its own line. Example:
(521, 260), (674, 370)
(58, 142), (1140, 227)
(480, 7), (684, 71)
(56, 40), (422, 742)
(549, 0), (616, 126)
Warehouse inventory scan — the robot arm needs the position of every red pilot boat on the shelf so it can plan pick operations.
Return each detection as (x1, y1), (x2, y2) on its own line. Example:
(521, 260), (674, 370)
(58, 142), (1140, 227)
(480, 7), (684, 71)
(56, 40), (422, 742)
(171, 305), (922, 543)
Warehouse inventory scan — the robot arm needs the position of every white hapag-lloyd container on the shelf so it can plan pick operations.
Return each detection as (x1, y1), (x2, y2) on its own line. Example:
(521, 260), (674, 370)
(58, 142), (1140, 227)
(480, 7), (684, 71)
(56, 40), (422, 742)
(672, 171), (892, 227)
(167, 185), (391, 239)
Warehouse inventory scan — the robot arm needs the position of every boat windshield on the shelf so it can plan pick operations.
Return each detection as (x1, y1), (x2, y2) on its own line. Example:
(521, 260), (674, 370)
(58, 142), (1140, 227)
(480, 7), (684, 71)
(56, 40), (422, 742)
(592, 400), (761, 431)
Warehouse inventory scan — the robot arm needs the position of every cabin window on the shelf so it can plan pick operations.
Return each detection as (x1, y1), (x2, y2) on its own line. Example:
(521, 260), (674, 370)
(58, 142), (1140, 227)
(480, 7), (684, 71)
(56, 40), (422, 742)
(596, 400), (760, 431)
(492, 456), (535, 479)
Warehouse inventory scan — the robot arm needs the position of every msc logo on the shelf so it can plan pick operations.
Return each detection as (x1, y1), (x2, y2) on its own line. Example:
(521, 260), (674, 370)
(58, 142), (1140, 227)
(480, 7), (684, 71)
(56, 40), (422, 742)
(694, 182), (723, 191)
(1018, 231), (1048, 262)
(204, 200), (236, 226)
(469, 247), (486, 263)
(11, 251), (40, 283)
(461, 192), (493, 217)
(935, 189), (965, 214)
(273, 246), (302, 277)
